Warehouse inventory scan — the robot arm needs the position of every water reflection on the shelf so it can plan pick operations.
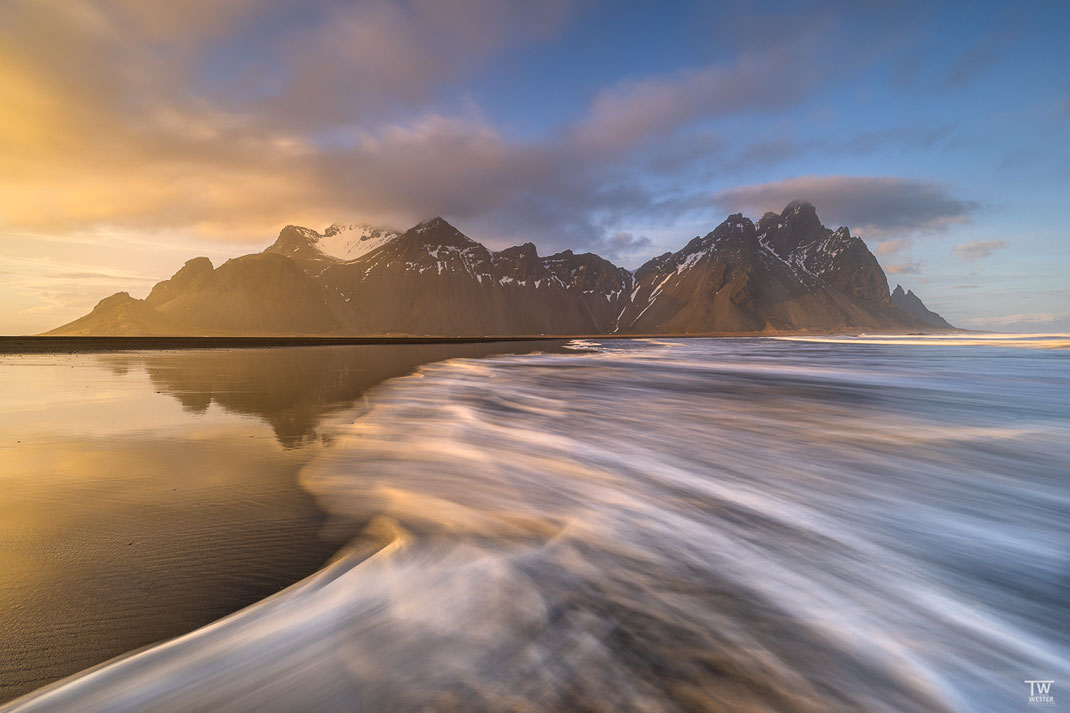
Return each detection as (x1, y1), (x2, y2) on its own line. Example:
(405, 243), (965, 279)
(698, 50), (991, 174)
(4, 337), (1065, 713)
(0, 341), (564, 703)
(101, 342), (569, 446)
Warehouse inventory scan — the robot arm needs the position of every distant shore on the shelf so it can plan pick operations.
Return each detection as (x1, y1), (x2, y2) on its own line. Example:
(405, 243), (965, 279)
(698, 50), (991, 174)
(0, 330), (961, 354)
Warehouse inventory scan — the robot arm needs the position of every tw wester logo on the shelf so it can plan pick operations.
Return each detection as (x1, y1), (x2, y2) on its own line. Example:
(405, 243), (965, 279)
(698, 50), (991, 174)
(1025, 680), (1054, 705)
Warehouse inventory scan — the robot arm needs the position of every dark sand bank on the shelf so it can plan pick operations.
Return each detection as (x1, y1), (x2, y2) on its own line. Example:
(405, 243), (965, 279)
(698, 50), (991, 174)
(1, 330), (970, 354)
(0, 336), (569, 354)
(1, 331), (963, 354)
(0, 341), (567, 703)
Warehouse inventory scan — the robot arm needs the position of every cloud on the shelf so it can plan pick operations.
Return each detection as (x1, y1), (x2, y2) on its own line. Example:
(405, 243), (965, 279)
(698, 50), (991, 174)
(874, 238), (913, 256)
(0, 0), (576, 240)
(54, 271), (157, 281)
(263, 0), (574, 129)
(883, 259), (923, 275)
(953, 240), (1008, 261)
(712, 176), (976, 236)
(961, 311), (1070, 328)
(0, 1), (766, 258)
(589, 231), (654, 264)
(0, 0), (572, 129)
(572, 37), (831, 153)
(940, 35), (1002, 90)
(0, 0), (903, 257)
(724, 124), (958, 174)
(839, 125), (955, 155)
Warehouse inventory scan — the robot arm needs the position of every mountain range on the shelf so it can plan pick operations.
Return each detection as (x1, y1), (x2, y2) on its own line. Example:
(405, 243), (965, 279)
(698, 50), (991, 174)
(47, 201), (952, 336)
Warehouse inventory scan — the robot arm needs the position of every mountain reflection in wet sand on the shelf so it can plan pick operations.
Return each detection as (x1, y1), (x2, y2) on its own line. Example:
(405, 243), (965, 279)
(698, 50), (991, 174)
(0, 341), (566, 703)
(2, 337), (1066, 713)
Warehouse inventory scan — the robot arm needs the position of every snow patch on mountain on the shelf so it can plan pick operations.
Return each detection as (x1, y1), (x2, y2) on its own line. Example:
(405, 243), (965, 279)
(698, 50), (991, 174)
(318, 224), (401, 261)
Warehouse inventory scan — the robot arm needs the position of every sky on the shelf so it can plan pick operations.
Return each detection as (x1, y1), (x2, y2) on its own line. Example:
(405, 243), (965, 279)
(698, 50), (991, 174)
(1, 0), (1068, 334)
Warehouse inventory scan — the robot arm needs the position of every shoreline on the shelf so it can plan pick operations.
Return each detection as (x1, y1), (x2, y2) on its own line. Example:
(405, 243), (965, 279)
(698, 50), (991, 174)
(3, 337), (1064, 711)
(0, 340), (571, 703)
(0, 330), (964, 354)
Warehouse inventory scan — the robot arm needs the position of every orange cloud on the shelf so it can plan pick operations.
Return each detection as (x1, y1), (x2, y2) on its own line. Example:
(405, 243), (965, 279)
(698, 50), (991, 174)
(0, 1), (573, 242)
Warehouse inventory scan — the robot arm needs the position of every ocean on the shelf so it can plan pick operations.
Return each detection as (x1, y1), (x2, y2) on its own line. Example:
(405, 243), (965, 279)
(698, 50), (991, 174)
(3, 336), (1067, 712)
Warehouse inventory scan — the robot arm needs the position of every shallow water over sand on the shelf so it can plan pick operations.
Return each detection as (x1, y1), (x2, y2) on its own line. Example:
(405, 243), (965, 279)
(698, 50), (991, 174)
(3, 337), (1068, 712)
(0, 342), (562, 703)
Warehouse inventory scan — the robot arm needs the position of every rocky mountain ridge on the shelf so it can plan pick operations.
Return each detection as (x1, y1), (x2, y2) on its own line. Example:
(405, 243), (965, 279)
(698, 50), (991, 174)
(46, 202), (952, 336)
(891, 284), (953, 329)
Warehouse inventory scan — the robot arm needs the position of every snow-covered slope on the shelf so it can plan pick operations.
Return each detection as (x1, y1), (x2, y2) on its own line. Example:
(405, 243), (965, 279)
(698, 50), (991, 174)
(263, 224), (401, 269)
(316, 224), (402, 261)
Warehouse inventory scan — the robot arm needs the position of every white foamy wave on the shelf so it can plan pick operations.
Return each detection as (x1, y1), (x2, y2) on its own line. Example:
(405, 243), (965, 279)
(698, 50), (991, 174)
(5, 339), (1068, 712)
(562, 338), (602, 350)
(773, 332), (1070, 348)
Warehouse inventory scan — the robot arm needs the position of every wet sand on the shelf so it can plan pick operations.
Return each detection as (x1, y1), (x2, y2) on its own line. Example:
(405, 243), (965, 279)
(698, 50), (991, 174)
(4, 336), (1066, 713)
(0, 341), (566, 703)
(0, 433), (340, 702)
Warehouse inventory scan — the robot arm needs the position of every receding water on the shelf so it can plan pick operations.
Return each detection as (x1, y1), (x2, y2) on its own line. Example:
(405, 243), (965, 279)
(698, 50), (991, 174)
(0, 341), (565, 704)
(2, 337), (1068, 712)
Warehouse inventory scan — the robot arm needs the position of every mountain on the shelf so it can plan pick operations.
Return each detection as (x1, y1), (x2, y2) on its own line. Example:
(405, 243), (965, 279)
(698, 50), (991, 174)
(140, 252), (336, 334)
(45, 202), (953, 336)
(891, 284), (953, 329)
(618, 201), (913, 333)
(310, 217), (632, 335)
(44, 292), (184, 336)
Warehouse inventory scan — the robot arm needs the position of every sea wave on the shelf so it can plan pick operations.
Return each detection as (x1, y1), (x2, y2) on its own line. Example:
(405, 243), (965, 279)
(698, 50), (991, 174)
(773, 332), (1070, 348)
(5, 338), (1068, 712)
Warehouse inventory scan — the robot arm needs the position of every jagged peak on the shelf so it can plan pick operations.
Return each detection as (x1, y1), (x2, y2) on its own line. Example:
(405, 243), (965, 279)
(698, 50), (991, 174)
(747, 200), (830, 260)
(405, 216), (478, 249)
(781, 199), (817, 217)
(497, 242), (539, 259)
(279, 224), (320, 239)
(323, 222), (398, 238)
(716, 214), (755, 231)
(182, 256), (214, 270)
(267, 225), (323, 257)
(636, 250), (676, 275)
(545, 249), (621, 267)
(694, 214), (754, 248)
(94, 291), (137, 309)
(412, 216), (458, 233)
(544, 249), (575, 260)
(891, 284), (954, 328)
(681, 235), (707, 254)
(775, 200), (824, 236)
(892, 284), (922, 299)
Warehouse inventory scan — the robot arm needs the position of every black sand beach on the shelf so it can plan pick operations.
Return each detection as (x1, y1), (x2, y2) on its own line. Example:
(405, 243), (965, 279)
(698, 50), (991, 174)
(0, 336), (570, 355)
(0, 341), (565, 703)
